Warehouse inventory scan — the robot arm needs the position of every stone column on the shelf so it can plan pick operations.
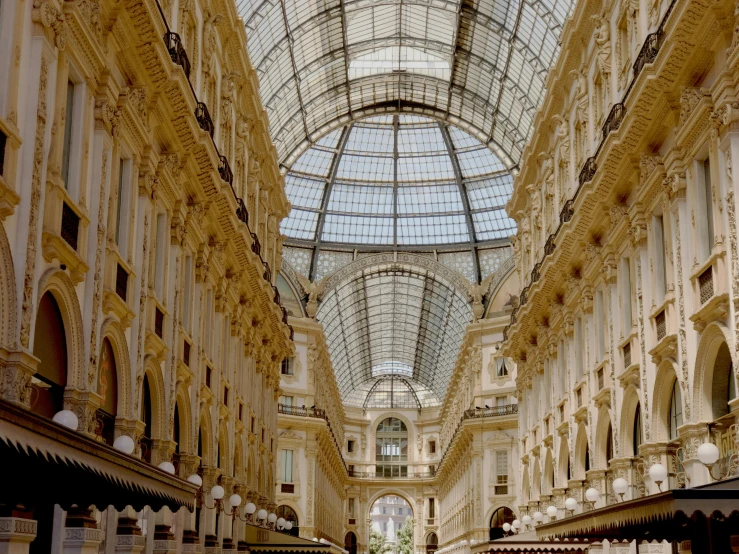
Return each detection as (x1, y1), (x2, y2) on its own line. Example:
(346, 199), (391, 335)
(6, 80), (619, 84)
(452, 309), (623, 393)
(152, 508), (177, 554)
(0, 517), (37, 554)
(114, 509), (145, 554)
(63, 508), (103, 554)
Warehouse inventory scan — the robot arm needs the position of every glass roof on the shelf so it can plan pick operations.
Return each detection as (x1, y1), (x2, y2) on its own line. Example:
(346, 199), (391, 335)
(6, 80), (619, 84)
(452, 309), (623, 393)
(237, 0), (575, 166)
(316, 264), (472, 408)
(281, 115), (517, 262)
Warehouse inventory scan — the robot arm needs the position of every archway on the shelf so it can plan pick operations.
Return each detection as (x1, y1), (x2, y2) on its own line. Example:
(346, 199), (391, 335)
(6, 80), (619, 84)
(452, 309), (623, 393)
(489, 507), (515, 540)
(425, 532), (437, 554)
(375, 417), (409, 478)
(345, 531), (358, 554)
(95, 337), (118, 445)
(369, 494), (413, 554)
(31, 292), (68, 419)
(277, 505), (299, 537)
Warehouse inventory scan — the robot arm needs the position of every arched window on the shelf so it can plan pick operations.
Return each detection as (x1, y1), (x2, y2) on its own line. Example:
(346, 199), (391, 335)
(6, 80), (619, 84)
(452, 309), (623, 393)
(489, 507), (515, 540)
(584, 442), (590, 473)
(141, 374), (153, 463)
(669, 380), (683, 440)
(426, 532), (438, 553)
(277, 505), (298, 536)
(712, 343), (736, 420)
(96, 338), (117, 445)
(633, 403), (642, 456)
(32, 292), (68, 419)
(173, 402), (181, 472)
(375, 417), (408, 477)
(345, 532), (358, 554)
(605, 424), (613, 465)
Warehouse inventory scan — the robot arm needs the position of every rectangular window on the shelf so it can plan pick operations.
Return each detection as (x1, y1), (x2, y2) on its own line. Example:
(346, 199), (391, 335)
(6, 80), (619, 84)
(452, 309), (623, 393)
(223, 385), (229, 406)
(154, 213), (167, 299)
(621, 257), (632, 334)
(281, 450), (293, 483)
(429, 498), (435, 519)
(654, 215), (667, 301)
(115, 159), (129, 248)
(348, 498), (356, 518)
(61, 81), (76, 187)
(575, 318), (584, 381)
(279, 395), (293, 407)
(281, 357), (294, 375)
(703, 158), (714, 256)
(495, 450), (508, 495)
(429, 440), (436, 454)
(205, 289), (213, 355)
(347, 440), (354, 453)
(595, 290), (605, 360)
(496, 358), (509, 377)
(496, 396), (507, 407)
(558, 339), (566, 398)
(183, 256), (192, 332)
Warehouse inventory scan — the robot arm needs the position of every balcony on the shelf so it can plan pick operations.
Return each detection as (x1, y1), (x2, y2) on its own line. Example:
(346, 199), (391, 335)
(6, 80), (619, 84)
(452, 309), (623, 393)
(278, 404), (326, 419)
(195, 102), (214, 138)
(348, 469), (436, 480)
(633, 30), (663, 80)
(164, 32), (191, 78)
(463, 404), (518, 419)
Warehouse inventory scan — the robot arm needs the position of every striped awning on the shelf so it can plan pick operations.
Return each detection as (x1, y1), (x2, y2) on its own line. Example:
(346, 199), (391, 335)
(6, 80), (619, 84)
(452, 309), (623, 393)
(535, 478), (739, 542)
(0, 399), (198, 512)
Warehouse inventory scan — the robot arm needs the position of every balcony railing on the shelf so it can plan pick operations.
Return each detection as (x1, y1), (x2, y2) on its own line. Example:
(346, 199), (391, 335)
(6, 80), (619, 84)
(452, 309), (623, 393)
(164, 32), (191, 78)
(348, 470), (436, 479)
(504, 0), (678, 340)
(218, 155), (233, 185)
(463, 404), (518, 420)
(195, 102), (214, 138)
(278, 403), (326, 419)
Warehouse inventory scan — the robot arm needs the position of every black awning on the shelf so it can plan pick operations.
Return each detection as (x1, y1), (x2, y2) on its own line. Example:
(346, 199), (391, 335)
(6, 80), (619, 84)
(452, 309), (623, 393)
(0, 399), (197, 512)
(535, 477), (739, 543)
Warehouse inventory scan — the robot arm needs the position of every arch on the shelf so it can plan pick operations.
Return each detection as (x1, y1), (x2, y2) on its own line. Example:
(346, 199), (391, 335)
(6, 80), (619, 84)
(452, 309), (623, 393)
(618, 386), (642, 457)
(174, 383), (193, 454)
(142, 356), (167, 441)
(542, 448), (554, 496)
(258, 457), (265, 496)
(375, 416), (410, 477)
(366, 490), (416, 515)
(369, 412), (415, 455)
(693, 322), (734, 421)
(557, 437), (570, 487)
(521, 467), (530, 502)
(594, 406), (613, 469)
(233, 435), (245, 484)
(652, 359), (681, 442)
(488, 505), (516, 540)
(96, 336), (118, 445)
(277, 504), (300, 537)
(99, 318), (133, 419)
(217, 420), (230, 474)
(198, 407), (214, 467)
(573, 423), (589, 479)
(531, 457), (541, 498)
(0, 219), (17, 349)
(35, 268), (84, 390)
(247, 448), (257, 490)
(31, 291), (68, 419)
(345, 531), (358, 554)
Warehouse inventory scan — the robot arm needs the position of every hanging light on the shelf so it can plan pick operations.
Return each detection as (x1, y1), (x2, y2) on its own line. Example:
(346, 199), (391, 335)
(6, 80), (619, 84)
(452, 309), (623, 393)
(229, 494), (243, 508)
(245, 503), (257, 514)
(257, 509), (268, 521)
(211, 485), (225, 500)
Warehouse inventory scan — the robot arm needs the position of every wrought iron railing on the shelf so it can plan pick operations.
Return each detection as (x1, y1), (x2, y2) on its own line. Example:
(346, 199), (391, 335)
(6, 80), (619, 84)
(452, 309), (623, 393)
(195, 102), (215, 138)
(348, 470), (436, 479)
(504, 0), (678, 340)
(218, 155), (233, 185)
(602, 103), (626, 137)
(463, 404), (518, 419)
(164, 32), (191, 78)
(699, 266), (714, 305)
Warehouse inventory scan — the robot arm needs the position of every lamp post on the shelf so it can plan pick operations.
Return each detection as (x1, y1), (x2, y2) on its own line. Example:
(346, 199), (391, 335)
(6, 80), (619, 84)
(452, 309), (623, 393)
(612, 478), (628, 502)
(546, 506), (557, 522)
(648, 463), (668, 492)
(501, 523), (511, 536)
(584, 488), (600, 511)
(564, 497), (577, 516)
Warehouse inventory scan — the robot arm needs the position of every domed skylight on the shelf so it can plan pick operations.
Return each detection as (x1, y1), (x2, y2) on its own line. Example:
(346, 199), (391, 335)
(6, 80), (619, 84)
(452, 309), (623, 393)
(281, 115), (517, 248)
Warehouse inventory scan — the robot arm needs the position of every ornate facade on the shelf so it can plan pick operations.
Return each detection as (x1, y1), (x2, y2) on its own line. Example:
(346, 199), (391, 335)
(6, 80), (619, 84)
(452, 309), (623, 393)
(0, 0), (292, 549)
(504, 0), (739, 545)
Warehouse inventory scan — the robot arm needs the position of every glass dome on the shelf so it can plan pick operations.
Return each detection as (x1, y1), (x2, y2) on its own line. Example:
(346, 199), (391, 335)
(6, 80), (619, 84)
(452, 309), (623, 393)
(281, 115), (517, 248)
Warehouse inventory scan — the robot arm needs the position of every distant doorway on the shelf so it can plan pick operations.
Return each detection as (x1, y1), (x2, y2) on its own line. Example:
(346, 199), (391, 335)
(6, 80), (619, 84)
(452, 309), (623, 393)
(345, 532), (358, 554)
(489, 507), (515, 540)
